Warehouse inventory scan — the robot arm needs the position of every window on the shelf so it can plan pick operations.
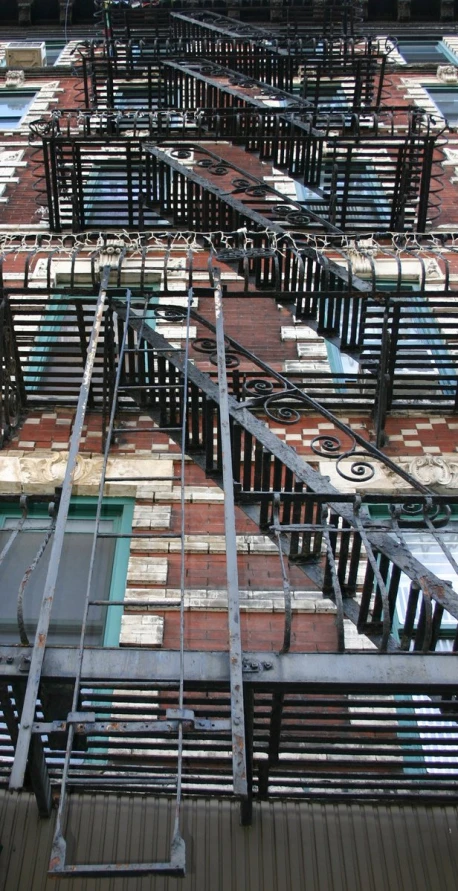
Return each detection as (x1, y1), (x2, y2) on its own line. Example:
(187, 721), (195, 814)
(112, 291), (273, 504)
(397, 531), (458, 652)
(0, 499), (133, 646)
(396, 39), (458, 64)
(44, 41), (67, 66)
(396, 529), (458, 774)
(0, 90), (36, 129)
(295, 156), (391, 230)
(425, 86), (458, 126)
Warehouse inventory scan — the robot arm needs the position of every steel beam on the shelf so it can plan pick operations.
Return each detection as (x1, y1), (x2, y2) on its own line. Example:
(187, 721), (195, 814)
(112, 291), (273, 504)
(1, 648), (457, 690)
(213, 271), (248, 799)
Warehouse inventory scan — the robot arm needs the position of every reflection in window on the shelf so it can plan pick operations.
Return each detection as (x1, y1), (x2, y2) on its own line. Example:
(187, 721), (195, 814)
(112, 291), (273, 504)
(396, 40), (458, 64)
(397, 531), (458, 652)
(425, 87), (458, 126)
(0, 514), (116, 645)
(397, 531), (458, 774)
(45, 41), (67, 65)
(0, 90), (36, 129)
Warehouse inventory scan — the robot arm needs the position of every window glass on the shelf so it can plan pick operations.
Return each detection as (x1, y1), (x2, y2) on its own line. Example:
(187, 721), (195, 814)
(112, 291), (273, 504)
(0, 90), (36, 129)
(397, 531), (458, 651)
(45, 41), (67, 65)
(0, 514), (116, 645)
(396, 530), (458, 772)
(425, 87), (458, 125)
(396, 40), (457, 64)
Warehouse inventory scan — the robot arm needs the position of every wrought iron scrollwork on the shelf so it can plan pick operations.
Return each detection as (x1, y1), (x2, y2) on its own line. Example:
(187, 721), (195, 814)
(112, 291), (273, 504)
(242, 380), (301, 424)
(155, 307), (187, 323)
(310, 434), (376, 482)
(389, 500), (451, 529)
(193, 336), (240, 368)
(170, 149), (193, 160)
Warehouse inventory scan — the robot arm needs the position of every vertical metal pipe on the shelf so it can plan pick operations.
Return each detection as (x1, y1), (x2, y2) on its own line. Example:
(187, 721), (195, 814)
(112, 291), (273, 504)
(9, 266), (111, 791)
(213, 269), (248, 800)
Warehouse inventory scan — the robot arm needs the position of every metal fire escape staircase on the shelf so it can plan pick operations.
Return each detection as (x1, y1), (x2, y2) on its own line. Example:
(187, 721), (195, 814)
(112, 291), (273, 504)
(0, 5), (457, 876)
(2, 249), (458, 875)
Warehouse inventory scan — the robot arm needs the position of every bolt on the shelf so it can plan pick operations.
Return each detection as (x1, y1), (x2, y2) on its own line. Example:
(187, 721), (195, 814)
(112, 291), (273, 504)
(22, 723), (30, 730)
(233, 717), (240, 726)
(6, 657), (13, 664)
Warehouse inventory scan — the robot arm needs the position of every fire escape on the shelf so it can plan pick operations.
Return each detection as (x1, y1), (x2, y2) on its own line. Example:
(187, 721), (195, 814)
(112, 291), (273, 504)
(1, 0), (458, 879)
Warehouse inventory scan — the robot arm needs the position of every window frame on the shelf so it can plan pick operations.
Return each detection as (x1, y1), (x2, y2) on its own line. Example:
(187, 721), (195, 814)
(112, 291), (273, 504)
(0, 496), (134, 647)
(0, 88), (37, 131)
(395, 38), (458, 65)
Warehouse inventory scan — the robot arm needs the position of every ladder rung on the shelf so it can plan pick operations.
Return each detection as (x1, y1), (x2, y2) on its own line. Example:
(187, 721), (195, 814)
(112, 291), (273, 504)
(95, 533), (183, 539)
(89, 599), (181, 606)
(104, 476), (181, 482)
(118, 384), (184, 390)
(122, 347), (184, 353)
(113, 425), (182, 434)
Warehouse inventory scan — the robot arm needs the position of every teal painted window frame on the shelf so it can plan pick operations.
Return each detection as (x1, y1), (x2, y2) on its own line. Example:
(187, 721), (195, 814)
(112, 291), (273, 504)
(0, 496), (134, 646)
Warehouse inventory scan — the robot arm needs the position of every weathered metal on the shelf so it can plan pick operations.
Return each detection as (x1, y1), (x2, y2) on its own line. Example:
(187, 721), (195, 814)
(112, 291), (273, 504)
(3, 648), (458, 804)
(1, 647), (456, 689)
(213, 269), (248, 801)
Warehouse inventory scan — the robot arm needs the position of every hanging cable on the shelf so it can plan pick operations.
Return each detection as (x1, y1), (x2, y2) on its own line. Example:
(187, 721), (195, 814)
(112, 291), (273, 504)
(173, 247), (193, 848)
(17, 501), (57, 646)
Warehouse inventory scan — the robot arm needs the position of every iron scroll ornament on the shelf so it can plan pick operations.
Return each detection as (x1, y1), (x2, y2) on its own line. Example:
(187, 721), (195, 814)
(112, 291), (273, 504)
(310, 435), (376, 483)
(152, 303), (431, 494)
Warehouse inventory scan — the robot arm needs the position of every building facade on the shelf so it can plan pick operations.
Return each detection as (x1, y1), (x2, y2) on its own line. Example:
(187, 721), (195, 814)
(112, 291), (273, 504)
(1, 2), (458, 888)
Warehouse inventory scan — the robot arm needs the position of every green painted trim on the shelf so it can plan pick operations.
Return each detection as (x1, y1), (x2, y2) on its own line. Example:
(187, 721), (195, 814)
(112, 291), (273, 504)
(103, 498), (134, 646)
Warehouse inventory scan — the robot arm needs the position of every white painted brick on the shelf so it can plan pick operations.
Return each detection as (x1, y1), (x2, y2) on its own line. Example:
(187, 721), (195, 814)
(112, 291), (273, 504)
(127, 557), (168, 584)
(132, 505), (171, 529)
(131, 539), (170, 552)
(120, 614), (164, 647)
(154, 325), (196, 339)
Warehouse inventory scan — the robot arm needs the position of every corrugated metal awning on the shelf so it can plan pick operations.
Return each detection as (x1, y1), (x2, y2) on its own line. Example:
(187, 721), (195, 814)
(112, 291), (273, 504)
(1, 791), (457, 891)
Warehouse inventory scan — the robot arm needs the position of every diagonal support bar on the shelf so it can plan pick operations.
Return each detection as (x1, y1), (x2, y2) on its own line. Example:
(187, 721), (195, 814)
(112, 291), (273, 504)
(213, 270), (248, 799)
(9, 266), (111, 793)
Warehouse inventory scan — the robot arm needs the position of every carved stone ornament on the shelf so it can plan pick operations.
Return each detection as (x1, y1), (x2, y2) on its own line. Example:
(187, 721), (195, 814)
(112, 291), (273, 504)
(0, 451), (175, 496)
(5, 70), (25, 87)
(425, 259), (443, 280)
(19, 453), (104, 485)
(396, 456), (458, 488)
(397, 0), (411, 22)
(437, 65), (458, 83)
